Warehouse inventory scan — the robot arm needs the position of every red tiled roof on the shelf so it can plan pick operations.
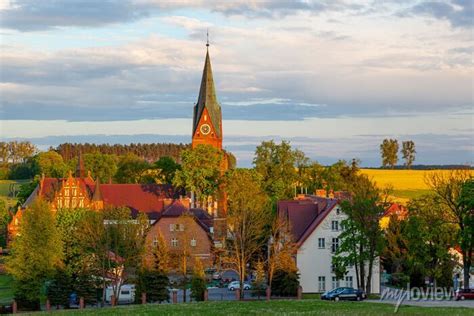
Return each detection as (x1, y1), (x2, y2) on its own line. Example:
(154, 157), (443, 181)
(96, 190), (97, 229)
(157, 200), (213, 232)
(383, 203), (408, 218)
(278, 195), (339, 248)
(99, 184), (180, 219)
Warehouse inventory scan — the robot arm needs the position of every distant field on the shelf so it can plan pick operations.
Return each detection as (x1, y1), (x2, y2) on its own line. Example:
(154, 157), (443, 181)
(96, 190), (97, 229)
(360, 169), (473, 203)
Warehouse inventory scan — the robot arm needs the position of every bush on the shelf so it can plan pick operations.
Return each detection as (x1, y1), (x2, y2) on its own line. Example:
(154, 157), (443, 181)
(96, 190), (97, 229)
(271, 269), (300, 297)
(46, 269), (72, 308)
(389, 272), (410, 288)
(190, 274), (206, 301)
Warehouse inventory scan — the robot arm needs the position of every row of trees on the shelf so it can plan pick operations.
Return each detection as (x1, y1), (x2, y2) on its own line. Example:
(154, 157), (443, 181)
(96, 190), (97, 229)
(380, 171), (473, 289)
(55, 142), (189, 163)
(380, 139), (416, 169)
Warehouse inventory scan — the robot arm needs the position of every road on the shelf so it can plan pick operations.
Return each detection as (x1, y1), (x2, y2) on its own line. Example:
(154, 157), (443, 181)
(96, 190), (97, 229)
(174, 288), (255, 303)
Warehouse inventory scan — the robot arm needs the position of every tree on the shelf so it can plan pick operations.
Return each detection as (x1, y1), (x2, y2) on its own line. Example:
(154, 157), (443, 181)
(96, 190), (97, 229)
(46, 269), (72, 309)
(0, 142), (9, 163)
(271, 269), (300, 297)
(6, 199), (63, 310)
(253, 140), (298, 203)
(401, 141), (416, 169)
(31, 151), (67, 178)
(16, 178), (39, 206)
(333, 175), (385, 294)
(114, 153), (151, 184)
(224, 169), (270, 300)
(136, 269), (169, 303)
(173, 144), (224, 206)
(267, 216), (298, 298)
(251, 260), (266, 298)
(426, 170), (473, 289)
(190, 258), (207, 301)
(145, 230), (170, 273)
(154, 156), (181, 184)
(405, 195), (457, 288)
(0, 199), (10, 247)
(380, 139), (399, 169)
(69, 153), (118, 183)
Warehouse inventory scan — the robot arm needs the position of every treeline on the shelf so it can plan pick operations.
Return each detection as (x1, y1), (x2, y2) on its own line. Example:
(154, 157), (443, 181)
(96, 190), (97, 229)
(367, 165), (473, 170)
(54, 143), (190, 163)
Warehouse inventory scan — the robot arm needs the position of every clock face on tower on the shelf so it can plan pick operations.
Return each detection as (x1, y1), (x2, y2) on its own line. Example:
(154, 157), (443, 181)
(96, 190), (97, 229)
(200, 124), (211, 135)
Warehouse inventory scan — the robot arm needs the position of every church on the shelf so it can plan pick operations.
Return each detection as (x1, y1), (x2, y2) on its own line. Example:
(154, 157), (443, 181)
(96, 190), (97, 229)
(8, 43), (227, 268)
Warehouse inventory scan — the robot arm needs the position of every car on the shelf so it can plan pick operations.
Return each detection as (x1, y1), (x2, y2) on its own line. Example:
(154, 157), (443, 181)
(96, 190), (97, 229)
(227, 281), (251, 291)
(455, 289), (474, 301)
(321, 287), (366, 301)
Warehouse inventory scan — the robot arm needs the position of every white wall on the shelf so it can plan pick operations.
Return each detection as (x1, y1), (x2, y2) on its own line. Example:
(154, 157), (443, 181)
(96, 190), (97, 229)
(296, 203), (380, 294)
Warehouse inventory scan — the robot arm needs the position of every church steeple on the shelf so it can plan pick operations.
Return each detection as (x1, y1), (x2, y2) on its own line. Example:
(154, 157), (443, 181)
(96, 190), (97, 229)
(192, 38), (223, 149)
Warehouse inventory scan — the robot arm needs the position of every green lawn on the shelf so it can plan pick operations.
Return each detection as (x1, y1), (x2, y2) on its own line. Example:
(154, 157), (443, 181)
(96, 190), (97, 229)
(0, 274), (14, 305)
(19, 299), (471, 316)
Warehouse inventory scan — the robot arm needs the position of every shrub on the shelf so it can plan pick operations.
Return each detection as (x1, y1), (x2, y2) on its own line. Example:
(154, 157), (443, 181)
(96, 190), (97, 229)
(271, 269), (300, 297)
(136, 269), (169, 303)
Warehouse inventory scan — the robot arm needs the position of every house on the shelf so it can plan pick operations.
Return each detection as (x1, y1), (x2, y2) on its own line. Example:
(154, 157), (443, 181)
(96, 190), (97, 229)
(144, 200), (214, 270)
(379, 203), (408, 229)
(278, 194), (381, 294)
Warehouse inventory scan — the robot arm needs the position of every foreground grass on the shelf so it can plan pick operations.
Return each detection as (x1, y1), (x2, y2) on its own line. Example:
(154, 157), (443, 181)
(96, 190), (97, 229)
(21, 299), (471, 316)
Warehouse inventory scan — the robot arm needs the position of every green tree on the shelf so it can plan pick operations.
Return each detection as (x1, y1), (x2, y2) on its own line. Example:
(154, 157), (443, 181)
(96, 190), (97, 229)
(173, 144), (224, 204)
(251, 260), (266, 298)
(114, 153), (151, 184)
(6, 199), (63, 310)
(224, 168), (270, 300)
(271, 269), (300, 297)
(31, 151), (67, 177)
(154, 156), (181, 184)
(46, 269), (72, 308)
(190, 258), (207, 302)
(69, 153), (118, 182)
(380, 139), (399, 169)
(406, 195), (457, 287)
(253, 140), (298, 203)
(333, 175), (385, 294)
(0, 199), (10, 247)
(401, 141), (416, 169)
(426, 170), (473, 289)
(16, 177), (39, 206)
(136, 269), (169, 303)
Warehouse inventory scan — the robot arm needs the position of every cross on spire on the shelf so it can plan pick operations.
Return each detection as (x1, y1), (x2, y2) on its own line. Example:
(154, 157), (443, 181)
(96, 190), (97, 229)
(206, 29), (209, 48)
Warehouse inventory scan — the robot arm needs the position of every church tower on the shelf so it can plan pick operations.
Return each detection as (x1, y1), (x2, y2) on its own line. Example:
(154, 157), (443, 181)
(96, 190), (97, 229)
(192, 40), (223, 150)
(192, 38), (227, 245)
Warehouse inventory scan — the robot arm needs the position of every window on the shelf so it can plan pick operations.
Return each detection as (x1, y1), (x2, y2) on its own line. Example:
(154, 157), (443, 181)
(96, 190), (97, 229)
(153, 236), (158, 247)
(72, 197), (77, 208)
(191, 238), (197, 247)
(121, 290), (130, 295)
(65, 189), (69, 197)
(179, 224), (184, 231)
(318, 238), (325, 249)
(171, 238), (178, 247)
(331, 221), (339, 231)
(331, 238), (339, 253)
(79, 198), (84, 208)
(336, 208), (340, 215)
(169, 224), (174, 232)
(64, 199), (70, 208)
(318, 276), (326, 292)
(345, 276), (353, 288)
(332, 277), (340, 289)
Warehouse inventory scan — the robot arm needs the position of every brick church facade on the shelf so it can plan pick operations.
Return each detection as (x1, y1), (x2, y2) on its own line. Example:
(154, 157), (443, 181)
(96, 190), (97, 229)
(8, 44), (227, 270)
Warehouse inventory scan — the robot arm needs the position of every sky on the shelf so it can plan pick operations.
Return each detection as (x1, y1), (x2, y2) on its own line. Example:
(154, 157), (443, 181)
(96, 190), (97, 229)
(0, 0), (472, 167)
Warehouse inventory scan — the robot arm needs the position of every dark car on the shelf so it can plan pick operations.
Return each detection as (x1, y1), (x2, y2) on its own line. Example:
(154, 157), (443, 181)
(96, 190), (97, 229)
(321, 287), (366, 301)
(455, 289), (474, 301)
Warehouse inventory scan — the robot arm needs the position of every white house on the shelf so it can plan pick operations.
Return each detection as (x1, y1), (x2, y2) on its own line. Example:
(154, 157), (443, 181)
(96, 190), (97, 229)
(278, 194), (380, 294)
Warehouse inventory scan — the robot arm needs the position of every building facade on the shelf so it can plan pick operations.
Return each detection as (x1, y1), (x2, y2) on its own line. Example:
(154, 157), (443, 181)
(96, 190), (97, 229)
(278, 194), (381, 294)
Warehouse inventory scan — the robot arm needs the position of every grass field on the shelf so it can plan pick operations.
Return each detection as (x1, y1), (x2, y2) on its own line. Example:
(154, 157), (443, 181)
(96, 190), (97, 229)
(16, 299), (471, 316)
(359, 169), (473, 203)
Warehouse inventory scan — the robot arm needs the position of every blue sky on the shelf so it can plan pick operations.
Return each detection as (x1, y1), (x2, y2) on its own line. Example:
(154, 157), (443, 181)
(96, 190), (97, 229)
(0, 0), (472, 166)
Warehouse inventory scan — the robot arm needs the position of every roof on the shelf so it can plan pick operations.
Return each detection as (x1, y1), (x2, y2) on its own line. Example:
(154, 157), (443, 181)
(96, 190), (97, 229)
(193, 48), (222, 138)
(278, 195), (340, 248)
(99, 184), (181, 220)
(158, 200), (213, 232)
(383, 203), (408, 218)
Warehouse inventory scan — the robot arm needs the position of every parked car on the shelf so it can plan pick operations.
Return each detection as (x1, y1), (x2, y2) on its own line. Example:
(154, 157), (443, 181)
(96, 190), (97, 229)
(455, 288), (474, 301)
(321, 287), (366, 301)
(227, 281), (251, 291)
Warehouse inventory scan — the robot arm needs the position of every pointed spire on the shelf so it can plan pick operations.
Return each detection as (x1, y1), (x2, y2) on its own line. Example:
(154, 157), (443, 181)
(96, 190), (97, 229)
(75, 151), (85, 178)
(92, 177), (103, 201)
(192, 39), (222, 138)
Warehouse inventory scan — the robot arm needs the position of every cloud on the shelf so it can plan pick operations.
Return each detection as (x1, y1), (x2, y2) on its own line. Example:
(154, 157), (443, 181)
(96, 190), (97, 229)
(401, 0), (473, 29)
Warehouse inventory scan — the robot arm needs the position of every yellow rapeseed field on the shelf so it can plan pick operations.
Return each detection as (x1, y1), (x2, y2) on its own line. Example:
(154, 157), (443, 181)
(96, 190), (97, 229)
(359, 169), (473, 204)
